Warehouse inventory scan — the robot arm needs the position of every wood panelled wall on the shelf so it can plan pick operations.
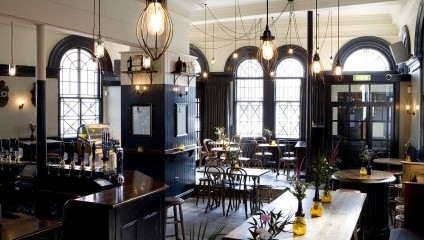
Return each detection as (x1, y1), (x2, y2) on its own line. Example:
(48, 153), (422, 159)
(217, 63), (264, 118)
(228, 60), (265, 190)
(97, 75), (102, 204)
(120, 51), (197, 197)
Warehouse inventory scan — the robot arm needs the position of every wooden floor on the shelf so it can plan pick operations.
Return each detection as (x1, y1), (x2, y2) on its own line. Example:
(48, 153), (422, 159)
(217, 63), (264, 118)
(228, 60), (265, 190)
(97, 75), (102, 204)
(166, 169), (290, 239)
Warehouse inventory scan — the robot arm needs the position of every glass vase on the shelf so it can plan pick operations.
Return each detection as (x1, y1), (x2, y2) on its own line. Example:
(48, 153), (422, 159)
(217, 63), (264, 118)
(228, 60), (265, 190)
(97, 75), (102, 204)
(359, 167), (367, 175)
(366, 165), (372, 175)
(310, 201), (323, 217)
(292, 216), (307, 235)
(321, 186), (332, 203)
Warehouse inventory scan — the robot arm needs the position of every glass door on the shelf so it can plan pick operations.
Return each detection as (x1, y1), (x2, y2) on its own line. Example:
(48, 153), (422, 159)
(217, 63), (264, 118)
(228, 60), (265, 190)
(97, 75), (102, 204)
(330, 83), (394, 168)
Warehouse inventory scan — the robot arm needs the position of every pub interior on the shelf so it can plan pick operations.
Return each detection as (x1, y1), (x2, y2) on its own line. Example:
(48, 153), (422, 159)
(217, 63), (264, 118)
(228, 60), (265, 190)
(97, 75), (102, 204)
(1, 0), (424, 239)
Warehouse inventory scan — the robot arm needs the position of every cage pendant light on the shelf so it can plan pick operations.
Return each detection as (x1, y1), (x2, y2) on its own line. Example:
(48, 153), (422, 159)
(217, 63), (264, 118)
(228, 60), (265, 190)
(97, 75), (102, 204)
(137, 0), (173, 61)
(9, 22), (16, 77)
(91, 0), (98, 69)
(94, 0), (105, 58)
(258, 0), (277, 74)
(334, 0), (343, 79)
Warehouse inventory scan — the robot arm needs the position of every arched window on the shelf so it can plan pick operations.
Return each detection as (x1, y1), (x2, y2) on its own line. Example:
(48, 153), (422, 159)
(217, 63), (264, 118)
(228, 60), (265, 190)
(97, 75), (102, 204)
(335, 36), (396, 71)
(274, 58), (303, 138)
(343, 48), (390, 71)
(59, 48), (100, 137)
(48, 35), (113, 138)
(236, 59), (263, 136)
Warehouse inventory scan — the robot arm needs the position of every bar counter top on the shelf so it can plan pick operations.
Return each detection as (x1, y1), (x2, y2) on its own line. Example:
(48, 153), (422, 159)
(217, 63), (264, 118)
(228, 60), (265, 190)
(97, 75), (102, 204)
(73, 170), (169, 208)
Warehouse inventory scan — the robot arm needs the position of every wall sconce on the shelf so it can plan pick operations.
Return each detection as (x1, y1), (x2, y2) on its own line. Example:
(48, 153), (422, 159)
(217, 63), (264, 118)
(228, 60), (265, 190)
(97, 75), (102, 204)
(18, 103), (24, 109)
(135, 85), (147, 96)
(406, 104), (418, 115)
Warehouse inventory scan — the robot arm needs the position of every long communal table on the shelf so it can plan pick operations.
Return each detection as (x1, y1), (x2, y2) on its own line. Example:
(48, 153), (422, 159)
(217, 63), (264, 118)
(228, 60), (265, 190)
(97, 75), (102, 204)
(223, 188), (366, 240)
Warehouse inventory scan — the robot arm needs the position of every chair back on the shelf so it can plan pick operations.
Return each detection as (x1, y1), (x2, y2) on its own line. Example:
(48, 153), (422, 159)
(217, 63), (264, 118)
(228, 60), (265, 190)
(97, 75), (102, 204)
(231, 135), (242, 144)
(254, 136), (267, 144)
(244, 140), (258, 159)
(205, 166), (226, 186)
(203, 139), (216, 157)
(277, 139), (295, 159)
(226, 167), (248, 191)
(243, 159), (263, 169)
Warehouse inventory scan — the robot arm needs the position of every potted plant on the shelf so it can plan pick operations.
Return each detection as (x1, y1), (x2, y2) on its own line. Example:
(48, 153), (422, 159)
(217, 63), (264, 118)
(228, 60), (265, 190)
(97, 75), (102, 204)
(287, 157), (308, 235)
(359, 145), (373, 175)
(263, 128), (272, 143)
(248, 209), (293, 240)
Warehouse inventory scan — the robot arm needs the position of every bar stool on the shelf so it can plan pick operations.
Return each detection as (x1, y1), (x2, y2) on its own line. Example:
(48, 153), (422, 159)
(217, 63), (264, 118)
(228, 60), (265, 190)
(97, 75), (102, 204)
(165, 197), (186, 240)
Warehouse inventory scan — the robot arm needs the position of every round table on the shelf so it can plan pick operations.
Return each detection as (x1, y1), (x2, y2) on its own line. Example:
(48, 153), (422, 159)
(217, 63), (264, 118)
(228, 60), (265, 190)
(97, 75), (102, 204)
(332, 169), (395, 240)
(373, 158), (403, 167)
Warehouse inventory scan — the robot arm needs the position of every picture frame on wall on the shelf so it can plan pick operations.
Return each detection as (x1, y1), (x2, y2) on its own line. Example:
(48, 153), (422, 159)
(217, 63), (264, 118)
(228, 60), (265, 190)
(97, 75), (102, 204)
(131, 104), (152, 136)
(175, 103), (188, 137)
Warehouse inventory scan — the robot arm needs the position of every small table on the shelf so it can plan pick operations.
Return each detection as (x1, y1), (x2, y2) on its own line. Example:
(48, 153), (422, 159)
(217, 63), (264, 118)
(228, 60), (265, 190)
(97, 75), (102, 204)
(332, 169), (395, 240)
(0, 212), (62, 240)
(373, 158), (403, 169)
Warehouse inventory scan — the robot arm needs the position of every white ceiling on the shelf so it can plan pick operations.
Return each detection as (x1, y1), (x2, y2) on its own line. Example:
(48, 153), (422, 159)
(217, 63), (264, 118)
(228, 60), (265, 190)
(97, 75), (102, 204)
(189, 0), (409, 49)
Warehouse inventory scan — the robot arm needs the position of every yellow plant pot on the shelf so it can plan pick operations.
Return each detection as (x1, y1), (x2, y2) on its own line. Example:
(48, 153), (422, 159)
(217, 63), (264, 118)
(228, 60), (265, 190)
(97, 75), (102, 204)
(292, 216), (307, 235)
(310, 201), (323, 217)
(359, 167), (367, 176)
(321, 190), (332, 203)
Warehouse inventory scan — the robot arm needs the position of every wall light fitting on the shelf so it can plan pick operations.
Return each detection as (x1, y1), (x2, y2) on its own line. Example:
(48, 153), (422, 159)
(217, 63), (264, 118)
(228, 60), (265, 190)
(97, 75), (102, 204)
(135, 85), (147, 96)
(18, 103), (24, 109)
(406, 104), (418, 115)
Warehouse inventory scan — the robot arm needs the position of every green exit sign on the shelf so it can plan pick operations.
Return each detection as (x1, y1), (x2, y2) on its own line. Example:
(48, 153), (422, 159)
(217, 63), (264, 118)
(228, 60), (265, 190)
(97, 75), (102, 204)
(353, 75), (371, 81)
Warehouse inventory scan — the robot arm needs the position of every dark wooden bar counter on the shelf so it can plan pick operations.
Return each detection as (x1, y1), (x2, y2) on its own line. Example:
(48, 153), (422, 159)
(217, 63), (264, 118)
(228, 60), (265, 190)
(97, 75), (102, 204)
(1, 213), (62, 240)
(61, 170), (168, 240)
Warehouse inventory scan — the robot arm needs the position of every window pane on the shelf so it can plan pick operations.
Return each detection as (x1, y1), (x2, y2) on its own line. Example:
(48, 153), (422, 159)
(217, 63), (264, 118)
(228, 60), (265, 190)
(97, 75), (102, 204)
(59, 48), (100, 137)
(344, 48), (390, 71)
(235, 59), (263, 136)
(236, 102), (263, 136)
(276, 58), (304, 77)
(275, 102), (300, 138)
(275, 79), (300, 101)
(370, 84), (393, 102)
(351, 85), (369, 102)
(331, 85), (349, 102)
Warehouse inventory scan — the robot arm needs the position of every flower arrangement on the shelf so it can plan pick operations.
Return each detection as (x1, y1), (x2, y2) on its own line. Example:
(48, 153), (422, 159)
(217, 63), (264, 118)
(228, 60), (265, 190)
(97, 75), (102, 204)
(287, 157), (309, 217)
(263, 128), (272, 142)
(214, 127), (226, 141)
(248, 209), (293, 240)
(359, 145), (373, 166)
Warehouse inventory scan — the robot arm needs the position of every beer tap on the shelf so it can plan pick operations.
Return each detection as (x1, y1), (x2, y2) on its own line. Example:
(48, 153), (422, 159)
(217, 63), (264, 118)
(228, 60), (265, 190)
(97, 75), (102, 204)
(67, 141), (74, 171)
(101, 131), (110, 172)
(6, 138), (11, 163)
(116, 147), (124, 184)
(91, 142), (96, 174)
(15, 137), (20, 163)
(79, 142), (86, 177)
(59, 139), (66, 169)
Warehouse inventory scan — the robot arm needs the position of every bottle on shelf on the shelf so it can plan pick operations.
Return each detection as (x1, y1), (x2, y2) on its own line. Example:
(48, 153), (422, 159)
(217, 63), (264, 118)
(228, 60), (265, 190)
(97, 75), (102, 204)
(127, 56), (132, 71)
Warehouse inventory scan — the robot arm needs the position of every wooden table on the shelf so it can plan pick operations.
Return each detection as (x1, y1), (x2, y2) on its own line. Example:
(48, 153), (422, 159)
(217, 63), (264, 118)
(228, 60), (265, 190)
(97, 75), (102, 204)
(373, 158), (403, 171)
(0, 212), (62, 240)
(332, 169), (395, 240)
(223, 189), (366, 240)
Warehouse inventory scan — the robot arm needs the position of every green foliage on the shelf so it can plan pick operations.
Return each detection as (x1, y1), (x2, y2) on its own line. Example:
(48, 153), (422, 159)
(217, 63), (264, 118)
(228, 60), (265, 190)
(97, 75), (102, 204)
(308, 140), (342, 188)
(263, 128), (272, 138)
(359, 145), (373, 165)
(189, 219), (226, 240)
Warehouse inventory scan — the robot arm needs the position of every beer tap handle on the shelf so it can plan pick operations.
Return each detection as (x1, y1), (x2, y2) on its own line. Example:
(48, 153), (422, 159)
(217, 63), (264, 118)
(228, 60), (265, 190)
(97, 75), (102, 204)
(116, 147), (124, 184)
(91, 142), (96, 172)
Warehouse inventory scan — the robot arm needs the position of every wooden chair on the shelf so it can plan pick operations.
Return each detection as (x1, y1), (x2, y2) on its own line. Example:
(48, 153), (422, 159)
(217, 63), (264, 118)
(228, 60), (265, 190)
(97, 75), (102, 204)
(225, 167), (253, 218)
(252, 138), (274, 170)
(204, 166), (227, 215)
(276, 139), (297, 179)
(243, 159), (273, 204)
(231, 135), (242, 144)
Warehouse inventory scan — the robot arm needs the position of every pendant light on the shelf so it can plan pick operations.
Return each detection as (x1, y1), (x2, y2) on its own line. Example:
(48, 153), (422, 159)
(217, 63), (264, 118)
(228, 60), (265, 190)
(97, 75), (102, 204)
(9, 22), (16, 77)
(91, 0), (98, 69)
(258, 0), (277, 74)
(232, 0), (238, 59)
(137, 0), (173, 61)
(288, 1), (294, 55)
(334, 0), (343, 78)
(94, 0), (105, 58)
(202, 3), (208, 78)
(312, 0), (322, 75)
(211, 23), (215, 65)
